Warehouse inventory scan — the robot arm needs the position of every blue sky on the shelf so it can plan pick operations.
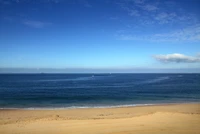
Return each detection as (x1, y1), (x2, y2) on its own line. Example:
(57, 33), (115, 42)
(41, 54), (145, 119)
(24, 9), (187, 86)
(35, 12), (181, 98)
(0, 0), (200, 73)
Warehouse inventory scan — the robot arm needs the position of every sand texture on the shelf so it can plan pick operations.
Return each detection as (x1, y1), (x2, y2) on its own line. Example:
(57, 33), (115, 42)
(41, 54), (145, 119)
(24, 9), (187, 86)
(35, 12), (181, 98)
(0, 103), (200, 134)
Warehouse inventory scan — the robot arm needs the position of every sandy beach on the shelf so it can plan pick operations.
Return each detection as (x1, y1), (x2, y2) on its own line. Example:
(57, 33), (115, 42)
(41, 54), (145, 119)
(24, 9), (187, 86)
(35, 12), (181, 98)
(0, 103), (200, 134)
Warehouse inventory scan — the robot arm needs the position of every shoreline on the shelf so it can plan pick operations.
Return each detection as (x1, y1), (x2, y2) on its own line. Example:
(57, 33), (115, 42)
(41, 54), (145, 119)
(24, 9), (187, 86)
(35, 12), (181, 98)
(0, 101), (199, 110)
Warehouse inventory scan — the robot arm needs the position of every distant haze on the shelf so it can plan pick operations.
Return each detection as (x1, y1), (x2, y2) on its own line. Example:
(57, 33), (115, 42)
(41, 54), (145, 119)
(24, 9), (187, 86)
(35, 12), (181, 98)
(0, 68), (200, 73)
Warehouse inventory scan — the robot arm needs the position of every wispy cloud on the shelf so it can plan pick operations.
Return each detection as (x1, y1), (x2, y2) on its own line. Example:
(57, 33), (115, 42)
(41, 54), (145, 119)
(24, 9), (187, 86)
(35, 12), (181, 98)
(153, 24), (200, 41)
(0, 0), (11, 5)
(140, 4), (158, 11)
(154, 12), (176, 24)
(129, 9), (140, 16)
(134, 0), (145, 4)
(110, 16), (119, 20)
(0, 0), (58, 4)
(118, 0), (158, 13)
(116, 0), (197, 25)
(116, 1), (141, 17)
(153, 53), (200, 63)
(80, 0), (92, 8)
(117, 24), (200, 42)
(22, 20), (52, 28)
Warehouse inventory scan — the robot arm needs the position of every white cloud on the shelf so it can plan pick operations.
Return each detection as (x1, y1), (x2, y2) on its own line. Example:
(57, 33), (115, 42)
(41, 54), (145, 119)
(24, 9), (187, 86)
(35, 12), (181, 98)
(153, 53), (200, 63)
(22, 20), (52, 28)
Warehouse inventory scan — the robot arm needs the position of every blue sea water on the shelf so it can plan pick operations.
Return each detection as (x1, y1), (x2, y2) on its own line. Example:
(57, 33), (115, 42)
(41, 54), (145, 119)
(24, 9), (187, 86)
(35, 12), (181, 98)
(0, 73), (200, 109)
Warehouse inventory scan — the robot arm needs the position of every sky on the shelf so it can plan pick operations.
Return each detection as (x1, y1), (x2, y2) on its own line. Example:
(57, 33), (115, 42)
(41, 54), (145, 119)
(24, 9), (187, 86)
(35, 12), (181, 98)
(0, 0), (200, 73)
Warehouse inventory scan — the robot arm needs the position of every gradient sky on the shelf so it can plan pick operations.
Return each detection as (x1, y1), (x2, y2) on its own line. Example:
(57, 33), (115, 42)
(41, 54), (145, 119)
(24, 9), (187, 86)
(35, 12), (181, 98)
(0, 0), (200, 73)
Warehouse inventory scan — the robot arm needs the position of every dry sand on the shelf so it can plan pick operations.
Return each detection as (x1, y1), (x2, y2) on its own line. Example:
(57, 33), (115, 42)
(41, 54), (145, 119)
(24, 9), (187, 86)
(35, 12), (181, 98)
(0, 103), (200, 134)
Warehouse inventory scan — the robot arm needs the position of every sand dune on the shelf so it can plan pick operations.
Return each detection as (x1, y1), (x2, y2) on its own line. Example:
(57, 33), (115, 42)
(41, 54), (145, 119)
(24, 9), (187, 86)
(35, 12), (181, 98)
(0, 103), (200, 134)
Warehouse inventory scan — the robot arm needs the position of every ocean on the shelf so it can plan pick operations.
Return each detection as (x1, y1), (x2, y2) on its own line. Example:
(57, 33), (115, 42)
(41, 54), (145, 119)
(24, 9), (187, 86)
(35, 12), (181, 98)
(0, 73), (199, 109)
